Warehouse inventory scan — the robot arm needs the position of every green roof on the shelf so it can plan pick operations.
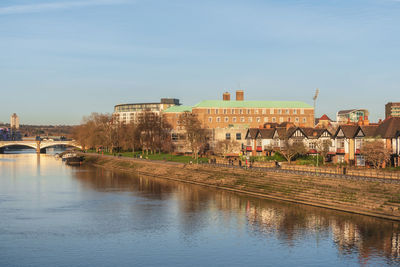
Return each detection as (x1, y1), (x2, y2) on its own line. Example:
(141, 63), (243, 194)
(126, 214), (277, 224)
(193, 100), (313, 109)
(163, 105), (192, 113)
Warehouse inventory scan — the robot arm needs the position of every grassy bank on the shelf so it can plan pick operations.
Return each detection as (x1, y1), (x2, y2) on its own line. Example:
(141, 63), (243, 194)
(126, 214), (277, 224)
(82, 154), (400, 221)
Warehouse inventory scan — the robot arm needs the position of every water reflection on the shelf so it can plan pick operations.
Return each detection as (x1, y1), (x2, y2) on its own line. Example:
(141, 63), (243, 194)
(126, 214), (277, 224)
(73, 166), (400, 265)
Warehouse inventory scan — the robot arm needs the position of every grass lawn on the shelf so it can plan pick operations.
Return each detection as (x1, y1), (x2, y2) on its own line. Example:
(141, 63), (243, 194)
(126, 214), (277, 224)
(85, 150), (208, 164)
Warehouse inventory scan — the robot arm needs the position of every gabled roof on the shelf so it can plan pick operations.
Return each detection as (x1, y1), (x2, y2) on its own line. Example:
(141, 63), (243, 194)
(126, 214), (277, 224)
(258, 128), (275, 139)
(334, 125), (359, 138)
(375, 117), (400, 138)
(193, 100), (313, 109)
(302, 128), (331, 139)
(245, 128), (259, 139)
(287, 127), (307, 139)
(319, 114), (332, 121)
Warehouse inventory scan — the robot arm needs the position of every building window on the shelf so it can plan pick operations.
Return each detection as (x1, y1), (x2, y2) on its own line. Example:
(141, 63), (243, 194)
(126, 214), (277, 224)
(247, 109), (251, 114)
(272, 117), (276, 122)
(309, 142), (316, 149)
(239, 109), (243, 114)
(232, 117), (237, 123)
(255, 109), (259, 114)
(207, 109), (211, 114)
(216, 117), (221, 122)
(256, 117), (260, 123)
(270, 109), (274, 114)
(285, 109), (289, 114)
(278, 109), (282, 114)
(240, 117), (245, 122)
(223, 109), (227, 114)
(248, 117), (253, 122)
(215, 109), (219, 115)
(264, 117), (268, 122)
(262, 109), (266, 114)
(226, 133), (231, 140)
(338, 139), (345, 148)
(300, 109), (304, 114)
(293, 109), (297, 114)
(224, 117), (229, 122)
(231, 109), (235, 114)
(295, 117), (299, 123)
(279, 117), (284, 123)
(236, 133), (241, 140)
(172, 133), (179, 141)
(208, 117), (212, 123)
(302, 117), (306, 123)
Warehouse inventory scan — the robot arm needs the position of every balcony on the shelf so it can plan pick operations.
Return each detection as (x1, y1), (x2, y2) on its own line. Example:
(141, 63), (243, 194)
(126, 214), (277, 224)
(246, 146), (252, 152)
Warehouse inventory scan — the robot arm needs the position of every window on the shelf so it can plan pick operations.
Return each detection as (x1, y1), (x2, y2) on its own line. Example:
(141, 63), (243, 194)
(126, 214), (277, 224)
(226, 133), (231, 140)
(241, 117), (245, 122)
(279, 117), (284, 123)
(215, 109), (219, 115)
(247, 109), (251, 114)
(207, 109), (211, 114)
(302, 118), (307, 123)
(208, 117), (212, 123)
(264, 117), (268, 122)
(300, 109), (304, 114)
(293, 109), (297, 114)
(216, 117), (221, 122)
(255, 109), (259, 114)
(309, 142), (316, 149)
(239, 109), (243, 114)
(270, 109), (274, 114)
(272, 117), (276, 122)
(223, 109), (227, 114)
(278, 109), (282, 114)
(248, 117), (252, 122)
(236, 133), (242, 140)
(256, 117), (261, 123)
(262, 109), (266, 114)
(295, 117), (299, 123)
(285, 109), (289, 114)
(224, 117), (229, 122)
(231, 109), (235, 114)
(232, 117), (237, 122)
(338, 139), (345, 148)
(172, 133), (179, 141)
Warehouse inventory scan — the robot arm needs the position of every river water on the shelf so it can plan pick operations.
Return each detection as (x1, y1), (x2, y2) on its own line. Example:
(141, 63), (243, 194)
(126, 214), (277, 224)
(1, 153), (400, 266)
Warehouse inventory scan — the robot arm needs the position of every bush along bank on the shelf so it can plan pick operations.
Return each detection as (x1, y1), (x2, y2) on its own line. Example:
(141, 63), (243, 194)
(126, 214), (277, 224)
(82, 154), (400, 221)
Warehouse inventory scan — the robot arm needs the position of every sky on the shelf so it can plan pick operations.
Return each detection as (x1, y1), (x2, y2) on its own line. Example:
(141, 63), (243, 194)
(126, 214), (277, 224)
(0, 0), (399, 125)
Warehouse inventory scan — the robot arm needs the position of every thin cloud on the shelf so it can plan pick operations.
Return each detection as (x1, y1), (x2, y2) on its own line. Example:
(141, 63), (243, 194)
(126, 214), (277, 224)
(0, 0), (130, 15)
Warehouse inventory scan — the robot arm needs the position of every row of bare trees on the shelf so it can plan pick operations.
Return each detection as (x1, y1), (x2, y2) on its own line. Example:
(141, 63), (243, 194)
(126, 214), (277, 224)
(73, 111), (173, 154)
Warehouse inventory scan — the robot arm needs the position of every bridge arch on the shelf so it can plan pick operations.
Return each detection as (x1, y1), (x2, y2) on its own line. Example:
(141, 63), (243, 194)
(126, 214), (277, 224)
(0, 143), (37, 150)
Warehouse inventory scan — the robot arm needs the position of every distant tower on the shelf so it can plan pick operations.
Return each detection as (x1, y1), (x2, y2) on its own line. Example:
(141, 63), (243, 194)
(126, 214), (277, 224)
(10, 113), (19, 130)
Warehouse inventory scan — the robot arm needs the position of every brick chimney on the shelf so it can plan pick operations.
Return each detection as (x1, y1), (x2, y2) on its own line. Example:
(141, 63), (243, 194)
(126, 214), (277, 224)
(236, 90), (244, 101)
(357, 116), (363, 126)
(223, 92), (230, 101)
(363, 115), (370, 126)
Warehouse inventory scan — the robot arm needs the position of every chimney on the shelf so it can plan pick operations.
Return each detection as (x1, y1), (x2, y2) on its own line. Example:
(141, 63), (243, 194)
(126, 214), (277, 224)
(357, 116), (363, 126)
(236, 90), (244, 101)
(223, 92), (230, 101)
(265, 124), (271, 129)
(363, 115), (370, 126)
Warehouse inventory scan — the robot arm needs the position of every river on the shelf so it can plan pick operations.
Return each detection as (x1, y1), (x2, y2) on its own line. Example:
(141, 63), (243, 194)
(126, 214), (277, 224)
(1, 153), (400, 266)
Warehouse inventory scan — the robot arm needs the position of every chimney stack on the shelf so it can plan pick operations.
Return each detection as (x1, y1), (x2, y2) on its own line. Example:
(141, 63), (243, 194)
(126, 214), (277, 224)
(236, 90), (244, 101)
(223, 92), (231, 101)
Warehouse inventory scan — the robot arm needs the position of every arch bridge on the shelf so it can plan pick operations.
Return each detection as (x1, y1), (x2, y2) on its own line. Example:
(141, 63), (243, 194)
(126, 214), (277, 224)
(0, 140), (82, 153)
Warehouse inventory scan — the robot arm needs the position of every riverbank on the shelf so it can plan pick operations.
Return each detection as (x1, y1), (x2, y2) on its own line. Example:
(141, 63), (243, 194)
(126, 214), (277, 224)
(82, 154), (400, 221)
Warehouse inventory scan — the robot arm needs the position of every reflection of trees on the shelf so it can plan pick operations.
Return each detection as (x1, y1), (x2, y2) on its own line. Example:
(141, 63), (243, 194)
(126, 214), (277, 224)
(73, 166), (400, 264)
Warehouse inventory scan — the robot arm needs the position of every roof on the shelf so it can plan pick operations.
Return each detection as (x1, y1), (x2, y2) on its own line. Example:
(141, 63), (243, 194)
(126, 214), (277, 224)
(375, 117), (400, 138)
(319, 114), (331, 121)
(337, 109), (368, 115)
(246, 128), (259, 139)
(334, 125), (359, 138)
(193, 100), (313, 109)
(163, 105), (192, 113)
(360, 125), (378, 138)
(258, 128), (275, 139)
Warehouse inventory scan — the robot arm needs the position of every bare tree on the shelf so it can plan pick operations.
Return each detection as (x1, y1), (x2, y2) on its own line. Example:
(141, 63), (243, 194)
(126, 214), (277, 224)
(315, 139), (332, 165)
(215, 139), (239, 158)
(179, 112), (209, 160)
(276, 139), (307, 164)
(360, 139), (391, 168)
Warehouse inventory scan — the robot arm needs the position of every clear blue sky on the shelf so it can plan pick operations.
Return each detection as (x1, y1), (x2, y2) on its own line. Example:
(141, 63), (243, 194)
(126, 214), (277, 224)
(1, 0), (399, 125)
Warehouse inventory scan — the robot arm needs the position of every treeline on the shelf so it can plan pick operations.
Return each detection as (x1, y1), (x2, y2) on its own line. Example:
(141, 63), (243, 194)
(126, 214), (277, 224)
(73, 111), (172, 154)
(73, 111), (210, 157)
